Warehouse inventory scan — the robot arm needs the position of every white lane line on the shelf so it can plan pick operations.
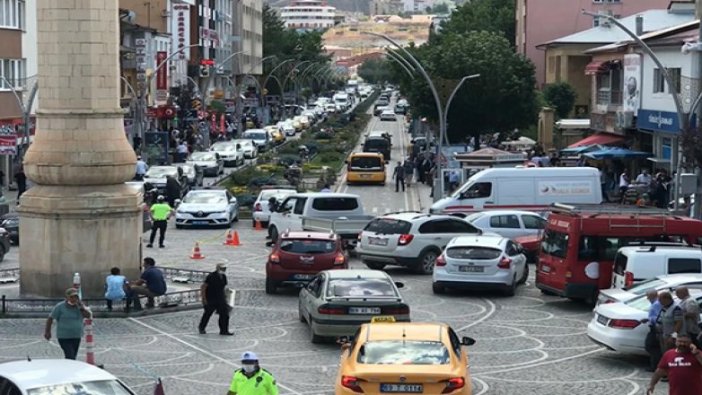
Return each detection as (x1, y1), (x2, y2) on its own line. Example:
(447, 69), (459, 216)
(472, 377), (490, 395)
(456, 298), (496, 331)
(128, 317), (303, 395)
(474, 347), (604, 376)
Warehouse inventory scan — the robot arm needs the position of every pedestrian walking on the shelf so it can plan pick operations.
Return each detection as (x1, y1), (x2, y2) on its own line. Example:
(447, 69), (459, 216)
(147, 195), (173, 248)
(644, 290), (663, 371)
(320, 184), (332, 193)
(176, 140), (189, 163)
(227, 351), (279, 395)
(647, 334), (702, 395)
(14, 167), (26, 199)
(675, 286), (701, 347)
(198, 263), (233, 336)
(104, 267), (129, 312)
(135, 155), (148, 181)
(44, 288), (91, 359)
(656, 291), (683, 354)
(403, 160), (413, 187)
(128, 257), (167, 311)
(393, 161), (405, 192)
(165, 175), (181, 207)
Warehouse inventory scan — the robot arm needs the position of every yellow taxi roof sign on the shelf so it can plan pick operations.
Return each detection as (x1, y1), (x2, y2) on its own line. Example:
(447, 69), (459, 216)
(371, 316), (396, 323)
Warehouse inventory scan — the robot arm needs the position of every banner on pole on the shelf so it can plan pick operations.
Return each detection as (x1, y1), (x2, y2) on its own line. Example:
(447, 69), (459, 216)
(156, 51), (168, 90)
(0, 125), (18, 156)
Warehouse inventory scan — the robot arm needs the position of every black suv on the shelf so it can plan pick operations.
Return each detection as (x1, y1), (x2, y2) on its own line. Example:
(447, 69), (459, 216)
(363, 137), (391, 161)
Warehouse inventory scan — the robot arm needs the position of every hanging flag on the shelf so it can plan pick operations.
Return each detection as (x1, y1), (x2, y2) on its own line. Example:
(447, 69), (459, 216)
(154, 378), (165, 395)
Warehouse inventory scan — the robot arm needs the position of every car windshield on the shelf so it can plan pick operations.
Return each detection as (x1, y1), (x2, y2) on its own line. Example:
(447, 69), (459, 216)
(260, 190), (295, 200)
(365, 139), (388, 150)
(626, 294), (654, 312)
(446, 247), (502, 260)
(349, 156), (383, 171)
(27, 380), (134, 395)
(623, 278), (667, 294)
(280, 239), (335, 254)
(465, 213), (485, 223)
(364, 218), (412, 235)
(181, 166), (195, 176)
(244, 132), (266, 140)
(183, 192), (227, 204)
(145, 167), (175, 178)
(327, 278), (397, 297)
(190, 152), (216, 161)
(541, 229), (569, 259)
(212, 144), (235, 152)
(357, 341), (450, 365)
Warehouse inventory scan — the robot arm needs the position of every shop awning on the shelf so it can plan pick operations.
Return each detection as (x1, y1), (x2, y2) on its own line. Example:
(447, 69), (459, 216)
(568, 133), (624, 148)
(560, 144), (603, 155)
(584, 61), (610, 75)
(584, 147), (653, 160)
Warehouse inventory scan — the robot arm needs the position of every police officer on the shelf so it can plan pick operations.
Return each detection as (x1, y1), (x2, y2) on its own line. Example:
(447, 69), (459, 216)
(147, 195), (173, 248)
(227, 351), (279, 395)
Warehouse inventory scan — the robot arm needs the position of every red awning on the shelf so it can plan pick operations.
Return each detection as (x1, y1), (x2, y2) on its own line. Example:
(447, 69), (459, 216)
(584, 61), (610, 75)
(568, 133), (624, 148)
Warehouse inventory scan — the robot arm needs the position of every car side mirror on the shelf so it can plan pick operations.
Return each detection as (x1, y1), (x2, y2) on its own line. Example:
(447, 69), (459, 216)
(394, 281), (404, 289)
(229, 197), (237, 204)
(461, 336), (476, 346)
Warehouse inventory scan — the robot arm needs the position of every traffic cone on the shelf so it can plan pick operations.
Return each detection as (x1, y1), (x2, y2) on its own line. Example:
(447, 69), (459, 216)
(231, 231), (241, 246)
(224, 230), (236, 246)
(254, 219), (264, 231)
(190, 242), (205, 259)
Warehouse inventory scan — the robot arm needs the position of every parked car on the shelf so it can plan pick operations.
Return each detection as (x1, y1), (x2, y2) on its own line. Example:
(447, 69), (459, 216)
(612, 245), (702, 289)
(325, 103), (337, 113)
(185, 151), (223, 177)
(230, 139), (257, 159)
(252, 188), (297, 228)
(280, 122), (296, 136)
(143, 165), (189, 199)
(242, 129), (272, 152)
(597, 273), (702, 306)
(210, 141), (244, 167)
(175, 188), (239, 228)
(265, 125), (285, 144)
(357, 213), (484, 274)
(298, 269), (409, 343)
(179, 164), (204, 188)
(0, 359), (138, 394)
(0, 212), (19, 245)
(265, 231), (348, 294)
(466, 210), (547, 240)
(335, 321), (475, 395)
(432, 234), (529, 296)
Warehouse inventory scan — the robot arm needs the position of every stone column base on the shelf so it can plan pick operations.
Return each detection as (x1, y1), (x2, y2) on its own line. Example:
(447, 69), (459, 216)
(17, 184), (142, 298)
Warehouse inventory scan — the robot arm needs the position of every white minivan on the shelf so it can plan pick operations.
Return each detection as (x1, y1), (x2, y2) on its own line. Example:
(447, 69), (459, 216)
(612, 245), (702, 289)
(430, 167), (602, 215)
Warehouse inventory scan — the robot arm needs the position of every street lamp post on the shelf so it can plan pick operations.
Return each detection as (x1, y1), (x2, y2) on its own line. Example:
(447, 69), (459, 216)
(203, 50), (248, 103)
(262, 58), (296, 108)
(0, 75), (38, 162)
(282, 60), (312, 114)
(384, 51), (416, 79)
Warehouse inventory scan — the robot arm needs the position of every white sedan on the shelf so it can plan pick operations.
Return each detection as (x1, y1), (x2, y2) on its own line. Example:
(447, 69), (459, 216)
(380, 110), (396, 121)
(597, 273), (702, 306)
(186, 151), (223, 177)
(210, 141), (244, 167)
(175, 189), (239, 228)
(587, 291), (702, 355)
(0, 359), (137, 394)
(231, 139), (257, 159)
(466, 210), (547, 240)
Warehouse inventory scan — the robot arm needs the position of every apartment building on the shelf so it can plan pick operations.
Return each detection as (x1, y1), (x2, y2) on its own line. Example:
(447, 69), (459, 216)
(0, 0), (27, 123)
(233, 0), (263, 76)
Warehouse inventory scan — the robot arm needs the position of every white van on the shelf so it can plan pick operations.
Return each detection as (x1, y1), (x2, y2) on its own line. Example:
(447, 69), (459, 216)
(333, 93), (350, 110)
(430, 167), (602, 215)
(612, 245), (702, 289)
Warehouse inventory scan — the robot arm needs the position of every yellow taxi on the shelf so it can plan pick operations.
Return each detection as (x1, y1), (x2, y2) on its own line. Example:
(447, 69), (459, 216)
(265, 125), (285, 144)
(346, 152), (386, 185)
(335, 317), (476, 395)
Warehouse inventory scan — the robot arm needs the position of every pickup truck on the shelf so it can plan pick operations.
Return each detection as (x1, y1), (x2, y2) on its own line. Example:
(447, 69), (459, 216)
(268, 193), (374, 248)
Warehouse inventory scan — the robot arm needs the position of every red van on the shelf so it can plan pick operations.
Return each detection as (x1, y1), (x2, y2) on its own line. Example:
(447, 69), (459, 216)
(534, 204), (702, 303)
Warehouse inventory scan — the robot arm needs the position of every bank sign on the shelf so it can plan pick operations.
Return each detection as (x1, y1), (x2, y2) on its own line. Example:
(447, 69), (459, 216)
(636, 109), (684, 133)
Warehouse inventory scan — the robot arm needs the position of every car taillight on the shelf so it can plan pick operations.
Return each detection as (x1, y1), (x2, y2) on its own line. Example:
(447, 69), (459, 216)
(269, 253), (280, 264)
(441, 377), (465, 394)
(609, 319), (641, 329)
(398, 234), (414, 246)
(254, 203), (262, 212)
(497, 257), (511, 269)
(382, 304), (410, 315)
(625, 271), (634, 288)
(334, 254), (346, 266)
(341, 375), (364, 393)
(318, 306), (346, 315)
(436, 254), (447, 267)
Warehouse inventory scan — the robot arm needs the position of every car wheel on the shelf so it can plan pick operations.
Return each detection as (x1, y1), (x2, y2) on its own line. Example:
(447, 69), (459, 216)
(518, 264), (529, 285)
(0, 244), (6, 262)
(252, 219), (257, 228)
(505, 275), (517, 296)
(432, 282), (445, 294)
(265, 279), (277, 294)
(415, 250), (438, 274)
(269, 226), (279, 243)
(309, 320), (324, 344)
(298, 303), (306, 323)
(365, 262), (386, 270)
(175, 224), (183, 229)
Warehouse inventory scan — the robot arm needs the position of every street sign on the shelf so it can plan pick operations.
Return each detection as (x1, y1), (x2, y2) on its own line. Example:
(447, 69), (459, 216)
(156, 90), (168, 102)
(0, 126), (18, 156)
(200, 59), (215, 66)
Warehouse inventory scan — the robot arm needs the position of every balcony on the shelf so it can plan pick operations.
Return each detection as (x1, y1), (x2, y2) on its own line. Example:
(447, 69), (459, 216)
(596, 89), (622, 107)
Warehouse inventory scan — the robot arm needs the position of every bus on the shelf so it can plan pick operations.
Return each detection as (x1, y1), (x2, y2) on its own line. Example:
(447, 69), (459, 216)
(535, 204), (702, 303)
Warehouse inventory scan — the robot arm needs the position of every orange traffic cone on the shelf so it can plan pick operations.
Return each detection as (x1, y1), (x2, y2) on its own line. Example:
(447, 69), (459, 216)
(231, 231), (241, 246)
(190, 242), (205, 259)
(254, 219), (264, 231)
(224, 230), (237, 246)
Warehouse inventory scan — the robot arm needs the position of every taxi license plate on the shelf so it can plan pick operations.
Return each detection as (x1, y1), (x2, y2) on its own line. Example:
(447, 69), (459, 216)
(459, 266), (483, 273)
(360, 174), (371, 179)
(293, 274), (314, 280)
(192, 221), (208, 225)
(349, 307), (381, 315)
(381, 384), (423, 393)
(369, 237), (388, 246)
(371, 315), (396, 323)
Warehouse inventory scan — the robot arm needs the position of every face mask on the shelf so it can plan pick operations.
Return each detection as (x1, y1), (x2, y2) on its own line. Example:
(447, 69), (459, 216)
(242, 363), (256, 373)
(218, 269), (226, 274)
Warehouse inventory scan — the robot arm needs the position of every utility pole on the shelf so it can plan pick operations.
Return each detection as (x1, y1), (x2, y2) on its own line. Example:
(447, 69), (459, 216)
(692, 0), (702, 219)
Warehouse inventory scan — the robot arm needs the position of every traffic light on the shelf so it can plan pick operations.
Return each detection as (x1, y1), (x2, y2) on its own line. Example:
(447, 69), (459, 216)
(199, 65), (210, 78)
(191, 98), (202, 110)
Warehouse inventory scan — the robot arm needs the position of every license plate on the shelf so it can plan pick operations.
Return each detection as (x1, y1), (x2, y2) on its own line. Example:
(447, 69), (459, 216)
(369, 237), (388, 246)
(541, 265), (551, 273)
(192, 221), (208, 225)
(459, 265), (483, 273)
(381, 384), (423, 393)
(597, 314), (609, 325)
(293, 274), (314, 280)
(371, 315), (396, 323)
(360, 174), (370, 179)
(349, 307), (381, 315)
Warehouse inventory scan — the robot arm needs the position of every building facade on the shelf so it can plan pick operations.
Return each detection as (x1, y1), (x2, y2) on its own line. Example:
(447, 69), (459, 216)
(0, 0), (26, 123)
(370, 0), (404, 16)
(233, 0), (263, 77)
(280, 0), (336, 31)
(515, 0), (676, 88)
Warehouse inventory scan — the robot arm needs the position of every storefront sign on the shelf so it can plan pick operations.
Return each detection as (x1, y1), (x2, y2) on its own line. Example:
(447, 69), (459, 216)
(172, 4), (190, 60)
(156, 51), (168, 90)
(0, 126), (18, 156)
(637, 109), (683, 133)
(623, 54), (641, 113)
(538, 181), (594, 196)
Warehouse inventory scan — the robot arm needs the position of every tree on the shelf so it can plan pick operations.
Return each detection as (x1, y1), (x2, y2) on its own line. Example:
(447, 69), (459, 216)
(431, 3), (450, 14)
(358, 58), (392, 84)
(387, 31), (538, 142)
(438, 0), (515, 46)
(542, 82), (577, 119)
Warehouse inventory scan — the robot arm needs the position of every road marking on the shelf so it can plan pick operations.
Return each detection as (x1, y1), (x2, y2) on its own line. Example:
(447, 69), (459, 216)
(474, 347), (604, 376)
(456, 298), (496, 331)
(128, 317), (303, 395)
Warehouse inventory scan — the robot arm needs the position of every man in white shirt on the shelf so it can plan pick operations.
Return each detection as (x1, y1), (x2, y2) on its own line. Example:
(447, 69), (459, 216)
(636, 169), (652, 185)
(176, 141), (189, 163)
(135, 156), (148, 181)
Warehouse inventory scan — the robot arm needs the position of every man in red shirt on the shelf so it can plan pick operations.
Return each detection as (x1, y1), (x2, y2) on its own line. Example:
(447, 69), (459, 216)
(648, 334), (702, 395)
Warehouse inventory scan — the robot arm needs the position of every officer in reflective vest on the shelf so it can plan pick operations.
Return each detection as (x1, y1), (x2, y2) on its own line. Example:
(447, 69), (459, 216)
(227, 351), (279, 395)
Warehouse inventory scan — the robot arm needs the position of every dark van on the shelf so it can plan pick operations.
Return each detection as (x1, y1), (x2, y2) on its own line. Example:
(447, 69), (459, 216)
(363, 137), (391, 161)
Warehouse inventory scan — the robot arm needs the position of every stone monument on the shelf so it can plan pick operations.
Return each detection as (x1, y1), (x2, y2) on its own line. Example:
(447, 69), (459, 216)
(18, 0), (142, 298)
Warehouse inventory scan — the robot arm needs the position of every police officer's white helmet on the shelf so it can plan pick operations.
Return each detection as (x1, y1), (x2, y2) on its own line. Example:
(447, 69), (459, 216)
(241, 351), (258, 361)
(157, 195), (165, 202)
